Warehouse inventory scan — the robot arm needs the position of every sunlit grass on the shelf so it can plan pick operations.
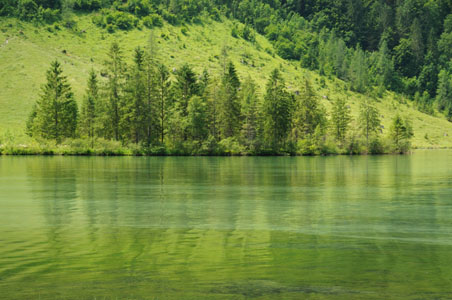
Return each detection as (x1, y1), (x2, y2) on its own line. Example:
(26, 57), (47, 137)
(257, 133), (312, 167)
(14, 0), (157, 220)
(1, 14), (452, 148)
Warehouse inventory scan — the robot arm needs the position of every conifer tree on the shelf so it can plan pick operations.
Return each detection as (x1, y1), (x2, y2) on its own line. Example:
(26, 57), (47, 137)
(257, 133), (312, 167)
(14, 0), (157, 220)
(156, 63), (171, 144)
(349, 47), (368, 93)
(80, 69), (99, 147)
(240, 76), (261, 151)
(174, 64), (199, 117)
(331, 97), (351, 143)
(436, 70), (451, 112)
(292, 80), (326, 140)
(105, 42), (125, 141)
(219, 62), (241, 139)
(262, 69), (292, 151)
(358, 100), (381, 147)
(121, 47), (146, 144)
(390, 114), (413, 152)
(187, 95), (208, 142)
(29, 60), (78, 143)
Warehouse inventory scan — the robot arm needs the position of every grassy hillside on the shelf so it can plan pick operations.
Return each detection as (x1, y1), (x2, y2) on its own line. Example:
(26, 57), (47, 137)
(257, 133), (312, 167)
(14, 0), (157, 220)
(1, 13), (452, 148)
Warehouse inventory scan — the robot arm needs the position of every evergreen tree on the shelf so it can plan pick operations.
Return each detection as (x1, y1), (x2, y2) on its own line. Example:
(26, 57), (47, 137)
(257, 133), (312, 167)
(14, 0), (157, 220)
(143, 49), (159, 146)
(218, 62), (241, 139)
(174, 64), (199, 117)
(156, 63), (171, 144)
(348, 47), (368, 93)
(80, 69), (99, 147)
(389, 114), (414, 153)
(105, 42), (125, 141)
(436, 70), (452, 112)
(121, 47), (146, 144)
(187, 95), (208, 142)
(358, 100), (381, 147)
(331, 97), (351, 143)
(262, 69), (292, 151)
(29, 60), (78, 143)
(240, 76), (261, 151)
(292, 79), (326, 140)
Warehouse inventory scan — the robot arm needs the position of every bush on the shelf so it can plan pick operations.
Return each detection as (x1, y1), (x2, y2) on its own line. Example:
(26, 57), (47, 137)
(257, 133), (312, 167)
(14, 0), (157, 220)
(73, 0), (102, 11)
(162, 10), (178, 25)
(218, 137), (245, 155)
(231, 25), (239, 38)
(39, 7), (60, 23)
(142, 14), (163, 28)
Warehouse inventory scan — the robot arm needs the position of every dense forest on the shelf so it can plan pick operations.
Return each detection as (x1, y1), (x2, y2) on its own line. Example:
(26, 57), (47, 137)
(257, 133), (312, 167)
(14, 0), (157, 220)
(4, 0), (451, 154)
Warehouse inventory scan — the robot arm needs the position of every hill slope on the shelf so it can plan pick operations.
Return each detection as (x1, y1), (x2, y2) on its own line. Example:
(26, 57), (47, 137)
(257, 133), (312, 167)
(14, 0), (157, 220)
(1, 14), (452, 148)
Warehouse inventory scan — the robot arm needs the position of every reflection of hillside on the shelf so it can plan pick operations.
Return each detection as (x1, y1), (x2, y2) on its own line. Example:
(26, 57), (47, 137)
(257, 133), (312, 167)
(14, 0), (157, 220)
(0, 153), (451, 298)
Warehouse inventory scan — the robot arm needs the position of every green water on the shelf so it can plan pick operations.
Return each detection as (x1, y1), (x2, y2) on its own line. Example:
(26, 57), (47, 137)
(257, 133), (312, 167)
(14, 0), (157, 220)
(0, 151), (451, 299)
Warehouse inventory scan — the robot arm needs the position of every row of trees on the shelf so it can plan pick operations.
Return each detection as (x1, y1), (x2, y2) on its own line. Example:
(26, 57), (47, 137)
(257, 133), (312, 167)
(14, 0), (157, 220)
(26, 42), (414, 155)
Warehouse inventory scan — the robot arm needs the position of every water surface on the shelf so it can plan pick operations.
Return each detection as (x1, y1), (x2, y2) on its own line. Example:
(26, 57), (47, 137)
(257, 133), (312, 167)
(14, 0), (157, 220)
(1, 151), (452, 299)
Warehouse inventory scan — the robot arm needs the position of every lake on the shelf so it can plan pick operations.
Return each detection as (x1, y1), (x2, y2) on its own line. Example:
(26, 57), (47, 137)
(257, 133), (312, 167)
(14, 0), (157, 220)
(0, 151), (451, 299)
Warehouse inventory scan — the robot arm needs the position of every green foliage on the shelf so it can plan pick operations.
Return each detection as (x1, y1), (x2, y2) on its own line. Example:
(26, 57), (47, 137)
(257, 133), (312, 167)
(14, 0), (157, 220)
(79, 70), (99, 147)
(218, 62), (241, 139)
(142, 14), (163, 28)
(28, 60), (78, 143)
(389, 114), (414, 153)
(331, 97), (351, 143)
(187, 95), (208, 142)
(292, 80), (327, 140)
(262, 69), (292, 152)
(358, 100), (381, 148)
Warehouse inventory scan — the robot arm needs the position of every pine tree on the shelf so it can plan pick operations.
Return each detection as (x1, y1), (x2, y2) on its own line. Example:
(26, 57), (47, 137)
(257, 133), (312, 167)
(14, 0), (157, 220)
(121, 47), (146, 144)
(358, 100), (381, 147)
(174, 64), (199, 117)
(80, 69), (99, 147)
(262, 69), (292, 151)
(187, 95), (208, 142)
(292, 79), (326, 140)
(390, 114), (413, 153)
(349, 47), (368, 93)
(156, 63), (171, 144)
(240, 76), (261, 151)
(436, 70), (451, 112)
(105, 42), (125, 141)
(219, 62), (241, 139)
(143, 49), (158, 146)
(331, 97), (351, 143)
(30, 60), (78, 143)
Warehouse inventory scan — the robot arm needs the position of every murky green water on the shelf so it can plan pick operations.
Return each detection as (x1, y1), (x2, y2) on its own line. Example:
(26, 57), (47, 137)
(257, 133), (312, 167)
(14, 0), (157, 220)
(0, 151), (452, 299)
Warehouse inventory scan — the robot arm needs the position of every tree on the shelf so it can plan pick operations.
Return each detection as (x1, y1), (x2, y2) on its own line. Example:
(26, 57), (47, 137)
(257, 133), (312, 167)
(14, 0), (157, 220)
(262, 69), (293, 151)
(105, 42), (125, 141)
(121, 46), (146, 144)
(80, 69), (99, 147)
(142, 49), (159, 146)
(29, 60), (78, 142)
(156, 63), (171, 144)
(292, 79), (326, 140)
(358, 100), (381, 147)
(240, 76), (261, 151)
(436, 70), (452, 112)
(174, 64), (199, 117)
(389, 114), (413, 153)
(218, 62), (241, 139)
(187, 95), (208, 142)
(331, 97), (351, 143)
(348, 47), (368, 93)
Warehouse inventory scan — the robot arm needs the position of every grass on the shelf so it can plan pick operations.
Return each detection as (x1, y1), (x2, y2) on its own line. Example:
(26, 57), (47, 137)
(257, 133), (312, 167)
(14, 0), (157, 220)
(1, 13), (452, 149)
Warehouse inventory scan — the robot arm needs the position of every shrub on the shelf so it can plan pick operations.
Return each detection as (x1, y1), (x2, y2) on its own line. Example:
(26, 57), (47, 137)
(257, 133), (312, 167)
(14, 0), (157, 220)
(142, 14), (163, 28)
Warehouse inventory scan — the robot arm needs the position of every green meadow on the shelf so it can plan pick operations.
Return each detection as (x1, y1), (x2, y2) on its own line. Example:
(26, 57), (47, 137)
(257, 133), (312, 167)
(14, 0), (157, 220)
(1, 14), (452, 149)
